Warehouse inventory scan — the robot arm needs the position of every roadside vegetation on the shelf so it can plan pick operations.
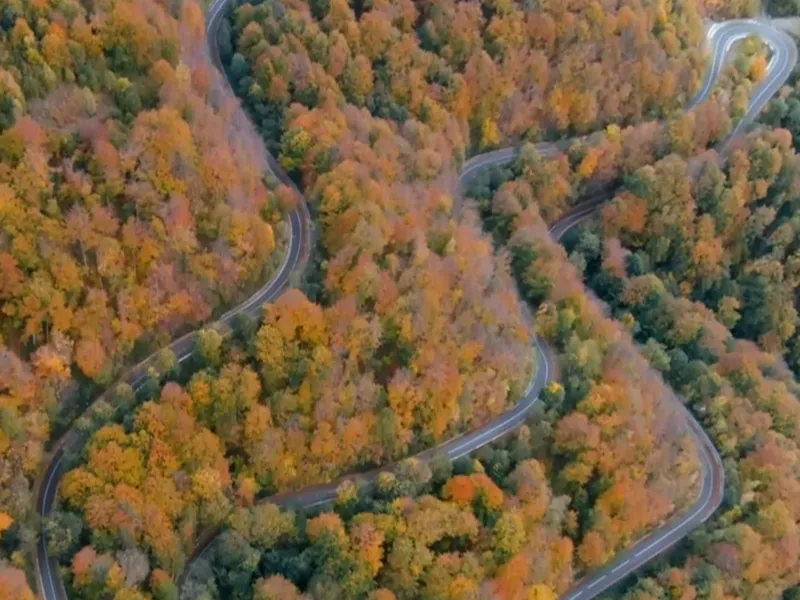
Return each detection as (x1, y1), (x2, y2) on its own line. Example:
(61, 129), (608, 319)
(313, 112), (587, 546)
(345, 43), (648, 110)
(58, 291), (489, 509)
(0, 0), (787, 598)
(472, 89), (800, 596)
(0, 0), (291, 595)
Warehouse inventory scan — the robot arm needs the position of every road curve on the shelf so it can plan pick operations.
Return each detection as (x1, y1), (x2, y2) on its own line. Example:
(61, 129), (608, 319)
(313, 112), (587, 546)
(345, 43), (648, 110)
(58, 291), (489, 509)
(33, 8), (796, 600)
(547, 203), (724, 600)
(31, 4), (313, 596)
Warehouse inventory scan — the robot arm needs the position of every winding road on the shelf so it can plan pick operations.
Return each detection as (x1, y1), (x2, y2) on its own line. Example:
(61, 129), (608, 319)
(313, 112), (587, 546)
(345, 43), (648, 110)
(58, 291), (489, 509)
(33, 6), (798, 600)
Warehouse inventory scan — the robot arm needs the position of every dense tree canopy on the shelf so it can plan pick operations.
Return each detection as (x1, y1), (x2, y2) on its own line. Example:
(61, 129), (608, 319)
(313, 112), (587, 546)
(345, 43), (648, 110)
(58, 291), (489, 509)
(598, 128), (800, 377)
(184, 442), (574, 600)
(470, 151), (702, 576)
(0, 0), (287, 382)
(45, 0), (718, 596)
(4, 0), (774, 597)
(0, 0), (289, 593)
(225, 0), (706, 156)
(512, 124), (800, 599)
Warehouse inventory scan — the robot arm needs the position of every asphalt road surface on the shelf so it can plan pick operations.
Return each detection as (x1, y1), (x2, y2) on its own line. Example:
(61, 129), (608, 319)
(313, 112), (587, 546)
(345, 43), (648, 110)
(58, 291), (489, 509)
(33, 7), (797, 600)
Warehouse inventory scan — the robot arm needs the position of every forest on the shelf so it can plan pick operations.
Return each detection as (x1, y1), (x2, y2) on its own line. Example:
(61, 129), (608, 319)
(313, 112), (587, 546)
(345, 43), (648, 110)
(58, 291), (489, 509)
(177, 147), (702, 598)
(3, 0), (799, 598)
(219, 0), (706, 161)
(0, 0), (295, 595)
(468, 68), (800, 596)
(582, 120), (800, 600)
(25, 0), (718, 597)
(182, 436), (580, 600)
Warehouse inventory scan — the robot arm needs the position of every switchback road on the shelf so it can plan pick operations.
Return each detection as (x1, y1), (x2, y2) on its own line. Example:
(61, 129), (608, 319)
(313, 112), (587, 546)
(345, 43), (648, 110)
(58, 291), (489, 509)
(34, 8), (797, 600)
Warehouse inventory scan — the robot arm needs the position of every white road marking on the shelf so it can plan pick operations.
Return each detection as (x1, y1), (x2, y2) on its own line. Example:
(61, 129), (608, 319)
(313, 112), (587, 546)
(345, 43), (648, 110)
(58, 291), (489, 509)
(586, 576), (607, 591)
(611, 559), (631, 574)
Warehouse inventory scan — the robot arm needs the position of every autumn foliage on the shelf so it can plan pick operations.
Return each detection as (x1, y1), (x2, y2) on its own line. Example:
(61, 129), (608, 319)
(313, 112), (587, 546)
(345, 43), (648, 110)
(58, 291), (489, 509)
(472, 164), (701, 573)
(225, 0), (706, 154)
(560, 128), (800, 598)
(0, 0), (289, 590)
(1, 0), (761, 596)
(1, 1), (286, 384)
(183, 435), (573, 600)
